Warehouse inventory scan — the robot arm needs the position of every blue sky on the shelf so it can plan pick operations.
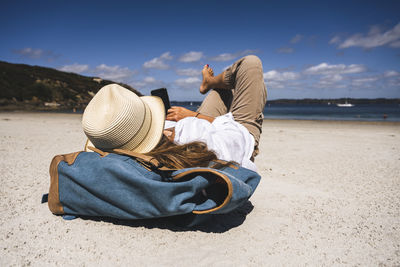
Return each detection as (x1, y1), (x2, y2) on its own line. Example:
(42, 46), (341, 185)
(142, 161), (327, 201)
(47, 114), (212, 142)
(1, 0), (400, 100)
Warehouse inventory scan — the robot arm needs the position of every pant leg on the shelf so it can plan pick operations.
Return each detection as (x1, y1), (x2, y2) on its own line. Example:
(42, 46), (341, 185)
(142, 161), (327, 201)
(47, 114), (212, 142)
(197, 55), (267, 158)
(196, 89), (233, 117)
(224, 55), (267, 158)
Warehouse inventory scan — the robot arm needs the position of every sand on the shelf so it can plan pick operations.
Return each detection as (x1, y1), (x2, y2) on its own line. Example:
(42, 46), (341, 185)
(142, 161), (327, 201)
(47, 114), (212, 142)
(1, 112), (399, 266)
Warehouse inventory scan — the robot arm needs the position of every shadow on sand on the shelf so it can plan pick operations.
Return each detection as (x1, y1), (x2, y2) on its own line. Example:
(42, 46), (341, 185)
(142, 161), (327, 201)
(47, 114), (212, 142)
(77, 201), (254, 233)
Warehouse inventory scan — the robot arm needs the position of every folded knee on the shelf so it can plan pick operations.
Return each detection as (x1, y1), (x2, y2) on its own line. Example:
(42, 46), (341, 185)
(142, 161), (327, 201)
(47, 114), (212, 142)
(241, 55), (262, 69)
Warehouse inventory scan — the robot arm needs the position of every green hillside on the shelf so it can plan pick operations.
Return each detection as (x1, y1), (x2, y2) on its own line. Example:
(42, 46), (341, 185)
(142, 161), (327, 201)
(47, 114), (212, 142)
(0, 61), (141, 111)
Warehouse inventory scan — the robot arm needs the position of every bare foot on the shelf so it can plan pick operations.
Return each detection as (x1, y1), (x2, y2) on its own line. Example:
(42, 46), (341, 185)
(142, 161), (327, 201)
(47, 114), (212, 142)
(200, 64), (214, 94)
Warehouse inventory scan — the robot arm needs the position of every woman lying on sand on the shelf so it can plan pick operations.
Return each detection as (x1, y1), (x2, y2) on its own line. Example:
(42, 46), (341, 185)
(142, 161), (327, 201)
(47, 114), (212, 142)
(82, 55), (267, 172)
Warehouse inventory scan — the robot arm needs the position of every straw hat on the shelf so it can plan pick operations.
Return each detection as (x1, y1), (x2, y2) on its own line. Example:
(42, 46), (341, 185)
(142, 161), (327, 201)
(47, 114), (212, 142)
(82, 84), (165, 153)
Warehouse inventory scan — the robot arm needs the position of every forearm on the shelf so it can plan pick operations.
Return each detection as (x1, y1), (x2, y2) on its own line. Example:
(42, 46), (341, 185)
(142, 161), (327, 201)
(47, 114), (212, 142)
(166, 106), (215, 123)
(193, 112), (215, 123)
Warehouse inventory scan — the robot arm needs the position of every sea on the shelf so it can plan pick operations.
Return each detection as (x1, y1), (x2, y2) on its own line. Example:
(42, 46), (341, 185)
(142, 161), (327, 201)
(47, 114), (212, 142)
(171, 101), (400, 122)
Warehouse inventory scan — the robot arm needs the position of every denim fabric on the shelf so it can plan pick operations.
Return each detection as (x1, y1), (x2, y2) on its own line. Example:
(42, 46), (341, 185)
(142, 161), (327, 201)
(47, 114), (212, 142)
(57, 152), (260, 220)
(205, 165), (260, 214)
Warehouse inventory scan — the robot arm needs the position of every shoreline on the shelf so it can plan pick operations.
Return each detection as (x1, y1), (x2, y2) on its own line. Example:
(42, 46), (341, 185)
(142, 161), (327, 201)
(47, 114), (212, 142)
(1, 111), (399, 125)
(263, 118), (400, 125)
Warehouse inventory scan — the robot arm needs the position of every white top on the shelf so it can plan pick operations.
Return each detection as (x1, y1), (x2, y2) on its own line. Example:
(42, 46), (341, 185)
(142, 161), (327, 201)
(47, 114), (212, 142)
(166, 113), (257, 172)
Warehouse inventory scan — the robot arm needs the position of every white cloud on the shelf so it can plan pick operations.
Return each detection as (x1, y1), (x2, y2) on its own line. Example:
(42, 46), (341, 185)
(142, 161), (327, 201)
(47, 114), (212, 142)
(260, 63), (400, 95)
(209, 50), (257, 62)
(210, 53), (237, 62)
(352, 77), (378, 83)
(14, 47), (43, 58)
(13, 47), (59, 61)
(143, 58), (169, 69)
(315, 74), (346, 88)
(143, 76), (156, 83)
(133, 76), (166, 90)
(60, 63), (135, 81)
(322, 74), (344, 83)
(159, 52), (173, 60)
(304, 63), (368, 89)
(93, 64), (135, 81)
(263, 70), (300, 82)
(262, 70), (302, 90)
(315, 80), (346, 89)
(276, 47), (294, 54)
(389, 40), (400, 48)
(329, 36), (341, 44)
(176, 68), (200, 76)
(290, 34), (303, 44)
(304, 63), (366, 75)
(384, 70), (400, 77)
(263, 63), (399, 94)
(351, 77), (379, 88)
(174, 77), (201, 89)
(266, 81), (285, 89)
(143, 52), (173, 69)
(179, 51), (203, 62)
(59, 63), (89, 73)
(334, 22), (400, 49)
(388, 79), (400, 87)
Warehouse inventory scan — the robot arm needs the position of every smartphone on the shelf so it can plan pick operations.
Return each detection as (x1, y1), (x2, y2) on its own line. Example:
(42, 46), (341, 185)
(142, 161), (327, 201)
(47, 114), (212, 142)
(151, 88), (171, 114)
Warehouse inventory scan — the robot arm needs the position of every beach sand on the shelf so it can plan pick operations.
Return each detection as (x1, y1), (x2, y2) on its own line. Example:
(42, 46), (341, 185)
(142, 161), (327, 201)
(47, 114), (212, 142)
(1, 112), (399, 266)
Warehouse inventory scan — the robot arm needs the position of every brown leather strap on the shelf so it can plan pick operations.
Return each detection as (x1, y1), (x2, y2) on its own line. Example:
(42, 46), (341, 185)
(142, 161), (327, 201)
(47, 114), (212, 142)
(87, 146), (174, 171)
(87, 146), (109, 157)
(172, 168), (233, 214)
(113, 149), (159, 165)
(48, 152), (83, 215)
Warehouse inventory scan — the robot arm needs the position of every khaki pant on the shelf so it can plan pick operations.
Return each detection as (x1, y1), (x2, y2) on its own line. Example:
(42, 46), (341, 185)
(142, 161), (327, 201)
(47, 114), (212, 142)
(197, 55), (267, 158)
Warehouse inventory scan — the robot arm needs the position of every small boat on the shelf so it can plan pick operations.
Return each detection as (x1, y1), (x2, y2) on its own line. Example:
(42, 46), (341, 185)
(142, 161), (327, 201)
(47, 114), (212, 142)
(336, 101), (354, 107)
(44, 102), (61, 107)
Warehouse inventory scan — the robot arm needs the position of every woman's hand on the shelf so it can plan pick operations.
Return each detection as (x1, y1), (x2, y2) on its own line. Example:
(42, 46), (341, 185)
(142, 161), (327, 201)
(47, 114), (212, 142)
(166, 106), (197, 122)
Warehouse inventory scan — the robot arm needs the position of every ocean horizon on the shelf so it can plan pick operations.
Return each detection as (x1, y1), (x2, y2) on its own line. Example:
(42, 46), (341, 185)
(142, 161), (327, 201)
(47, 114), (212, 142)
(172, 101), (400, 122)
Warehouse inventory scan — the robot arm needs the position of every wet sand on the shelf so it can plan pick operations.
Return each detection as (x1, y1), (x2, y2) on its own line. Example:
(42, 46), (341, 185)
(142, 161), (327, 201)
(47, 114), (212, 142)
(1, 112), (399, 266)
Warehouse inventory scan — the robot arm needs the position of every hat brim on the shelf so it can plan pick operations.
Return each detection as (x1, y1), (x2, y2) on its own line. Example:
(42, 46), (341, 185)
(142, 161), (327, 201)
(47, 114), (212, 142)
(85, 96), (165, 153)
(130, 96), (165, 153)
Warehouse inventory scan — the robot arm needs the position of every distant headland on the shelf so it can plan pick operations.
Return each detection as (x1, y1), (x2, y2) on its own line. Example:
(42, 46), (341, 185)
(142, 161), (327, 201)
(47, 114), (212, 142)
(0, 61), (141, 111)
